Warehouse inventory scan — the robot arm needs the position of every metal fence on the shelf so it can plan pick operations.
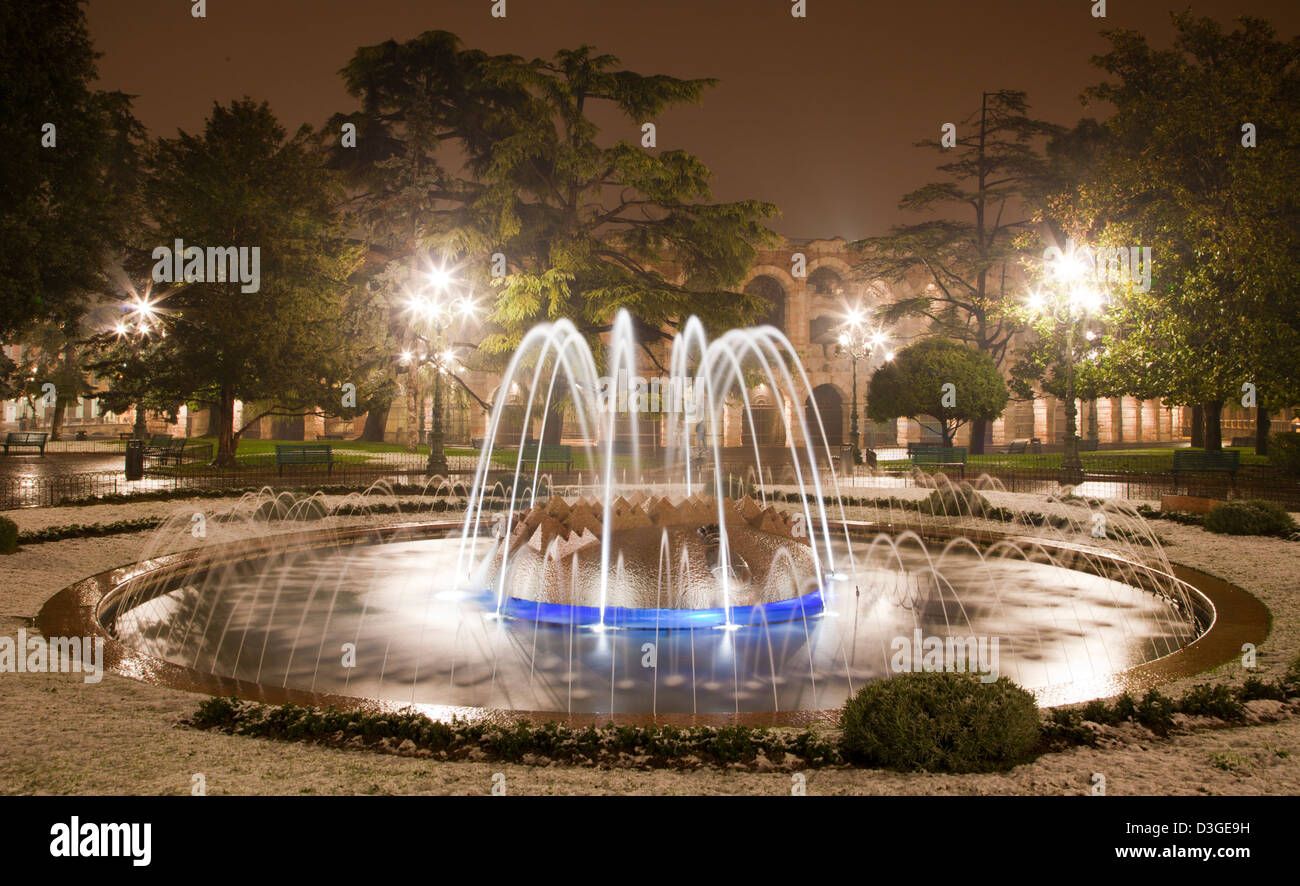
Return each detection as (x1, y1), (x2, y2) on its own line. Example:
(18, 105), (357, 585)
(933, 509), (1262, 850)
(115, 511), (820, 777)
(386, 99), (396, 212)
(4, 451), (1300, 511)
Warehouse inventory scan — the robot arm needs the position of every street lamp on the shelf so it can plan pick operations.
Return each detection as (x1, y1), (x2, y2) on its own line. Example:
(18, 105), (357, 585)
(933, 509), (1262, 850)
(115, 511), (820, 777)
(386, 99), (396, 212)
(836, 306), (890, 466)
(1027, 246), (1107, 486)
(404, 268), (478, 476)
(115, 291), (166, 438)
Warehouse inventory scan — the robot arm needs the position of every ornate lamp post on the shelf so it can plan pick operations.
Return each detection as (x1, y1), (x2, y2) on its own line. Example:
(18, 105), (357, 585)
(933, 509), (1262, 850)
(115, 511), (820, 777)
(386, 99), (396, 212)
(836, 306), (890, 466)
(1027, 248), (1106, 487)
(405, 266), (477, 477)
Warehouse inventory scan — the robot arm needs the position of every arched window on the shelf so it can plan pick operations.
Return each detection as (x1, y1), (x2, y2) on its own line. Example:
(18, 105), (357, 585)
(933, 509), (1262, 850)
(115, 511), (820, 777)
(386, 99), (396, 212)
(808, 266), (844, 296)
(804, 385), (843, 447)
(744, 275), (786, 331)
(740, 390), (783, 446)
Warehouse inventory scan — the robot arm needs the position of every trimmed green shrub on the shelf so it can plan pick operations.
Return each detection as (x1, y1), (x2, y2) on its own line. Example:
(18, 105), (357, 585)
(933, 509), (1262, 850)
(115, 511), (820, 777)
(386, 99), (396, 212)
(917, 485), (991, 517)
(0, 516), (17, 554)
(1268, 432), (1300, 477)
(839, 671), (1041, 772)
(1203, 499), (1297, 537)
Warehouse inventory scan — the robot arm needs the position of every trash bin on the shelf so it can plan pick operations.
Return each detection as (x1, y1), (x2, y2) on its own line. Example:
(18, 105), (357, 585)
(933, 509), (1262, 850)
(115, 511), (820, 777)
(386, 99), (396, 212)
(125, 438), (145, 481)
(840, 445), (856, 476)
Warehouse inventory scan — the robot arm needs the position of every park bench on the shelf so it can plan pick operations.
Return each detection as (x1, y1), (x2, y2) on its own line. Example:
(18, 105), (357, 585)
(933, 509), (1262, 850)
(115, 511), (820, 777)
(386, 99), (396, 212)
(909, 444), (968, 478)
(1171, 449), (1240, 485)
(1003, 438), (1030, 455)
(1230, 436), (1255, 447)
(275, 443), (333, 476)
(144, 434), (189, 465)
(519, 443), (573, 471)
(2, 432), (48, 455)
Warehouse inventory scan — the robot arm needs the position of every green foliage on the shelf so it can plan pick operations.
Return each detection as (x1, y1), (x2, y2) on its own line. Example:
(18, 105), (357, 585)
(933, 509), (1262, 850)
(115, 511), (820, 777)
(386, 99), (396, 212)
(1177, 683), (1246, 722)
(1069, 14), (1300, 427)
(839, 672), (1041, 772)
(186, 699), (844, 769)
(1238, 676), (1287, 702)
(853, 92), (1058, 370)
(17, 518), (161, 545)
(332, 31), (779, 363)
(0, 516), (18, 554)
(1286, 653), (1300, 692)
(1134, 689), (1177, 736)
(1203, 500), (1297, 537)
(93, 99), (371, 467)
(0, 0), (145, 340)
(1268, 433), (1300, 477)
(866, 339), (1009, 446)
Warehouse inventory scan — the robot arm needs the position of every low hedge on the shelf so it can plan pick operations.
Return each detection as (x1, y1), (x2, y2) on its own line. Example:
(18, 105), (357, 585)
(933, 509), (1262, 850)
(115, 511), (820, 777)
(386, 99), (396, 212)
(1203, 499), (1297, 537)
(1042, 674), (1298, 746)
(187, 697), (843, 769)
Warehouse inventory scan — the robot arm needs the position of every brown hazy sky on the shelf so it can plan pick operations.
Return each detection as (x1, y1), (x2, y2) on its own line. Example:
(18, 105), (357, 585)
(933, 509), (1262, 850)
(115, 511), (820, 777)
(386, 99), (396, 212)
(86, 0), (1300, 239)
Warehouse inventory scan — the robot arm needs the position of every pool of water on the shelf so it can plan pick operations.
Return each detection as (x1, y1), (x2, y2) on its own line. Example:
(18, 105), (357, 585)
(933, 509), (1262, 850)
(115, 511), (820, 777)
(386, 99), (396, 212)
(110, 535), (1199, 715)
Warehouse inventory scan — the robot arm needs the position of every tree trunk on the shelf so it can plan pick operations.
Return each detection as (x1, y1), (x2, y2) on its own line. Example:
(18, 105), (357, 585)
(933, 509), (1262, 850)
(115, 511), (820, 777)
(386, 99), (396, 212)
(1256, 407), (1270, 455)
(1203, 400), (1223, 452)
(1190, 404), (1205, 448)
(968, 417), (987, 455)
(215, 387), (238, 467)
(942, 423), (955, 447)
(542, 405), (564, 445)
(48, 403), (65, 442)
(360, 404), (389, 442)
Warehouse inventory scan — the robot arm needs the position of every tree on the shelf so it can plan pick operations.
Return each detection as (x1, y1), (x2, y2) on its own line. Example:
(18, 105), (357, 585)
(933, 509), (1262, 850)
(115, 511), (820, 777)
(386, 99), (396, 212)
(98, 100), (370, 466)
(469, 44), (780, 356)
(0, 0), (144, 343)
(866, 339), (1008, 447)
(331, 33), (781, 448)
(853, 91), (1061, 453)
(1076, 13), (1300, 451)
(328, 31), (529, 446)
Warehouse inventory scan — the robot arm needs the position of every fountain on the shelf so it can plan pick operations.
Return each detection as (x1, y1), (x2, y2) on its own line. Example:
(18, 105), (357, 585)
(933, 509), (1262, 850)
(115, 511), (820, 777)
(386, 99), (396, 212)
(44, 310), (1230, 720)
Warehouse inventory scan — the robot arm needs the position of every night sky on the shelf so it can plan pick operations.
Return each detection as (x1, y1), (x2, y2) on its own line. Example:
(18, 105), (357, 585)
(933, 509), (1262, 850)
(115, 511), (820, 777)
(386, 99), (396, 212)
(87, 0), (1300, 239)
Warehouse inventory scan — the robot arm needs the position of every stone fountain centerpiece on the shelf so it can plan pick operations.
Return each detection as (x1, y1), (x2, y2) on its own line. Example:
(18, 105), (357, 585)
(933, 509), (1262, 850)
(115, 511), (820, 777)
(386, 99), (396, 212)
(489, 493), (818, 618)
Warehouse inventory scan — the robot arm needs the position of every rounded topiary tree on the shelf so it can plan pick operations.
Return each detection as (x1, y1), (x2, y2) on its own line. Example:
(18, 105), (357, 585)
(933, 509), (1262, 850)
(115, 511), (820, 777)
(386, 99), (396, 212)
(866, 339), (1009, 447)
(839, 671), (1041, 772)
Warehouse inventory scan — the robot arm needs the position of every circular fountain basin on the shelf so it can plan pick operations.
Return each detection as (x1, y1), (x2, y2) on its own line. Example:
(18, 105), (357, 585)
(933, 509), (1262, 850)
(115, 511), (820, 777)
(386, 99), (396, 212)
(36, 519), (1270, 723)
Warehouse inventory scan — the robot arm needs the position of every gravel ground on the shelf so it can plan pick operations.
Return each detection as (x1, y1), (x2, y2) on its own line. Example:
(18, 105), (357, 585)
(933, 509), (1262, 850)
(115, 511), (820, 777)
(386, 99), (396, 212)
(1, 491), (1297, 795)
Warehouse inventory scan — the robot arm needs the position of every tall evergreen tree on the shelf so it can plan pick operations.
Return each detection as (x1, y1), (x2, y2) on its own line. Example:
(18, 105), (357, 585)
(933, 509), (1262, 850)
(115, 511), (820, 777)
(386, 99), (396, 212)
(852, 91), (1061, 453)
(0, 0), (143, 341)
(95, 100), (369, 466)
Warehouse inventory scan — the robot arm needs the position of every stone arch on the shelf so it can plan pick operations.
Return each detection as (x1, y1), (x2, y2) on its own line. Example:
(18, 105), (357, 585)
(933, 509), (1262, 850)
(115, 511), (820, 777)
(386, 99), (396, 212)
(807, 265), (846, 296)
(743, 273), (787, 332)
(803, 383), (845, 448)
(740, 385), (788, 447)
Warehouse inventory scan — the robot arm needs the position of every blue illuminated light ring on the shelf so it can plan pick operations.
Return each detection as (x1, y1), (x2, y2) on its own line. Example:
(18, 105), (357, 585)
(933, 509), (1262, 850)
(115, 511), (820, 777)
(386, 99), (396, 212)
(497, 587), (827, 630)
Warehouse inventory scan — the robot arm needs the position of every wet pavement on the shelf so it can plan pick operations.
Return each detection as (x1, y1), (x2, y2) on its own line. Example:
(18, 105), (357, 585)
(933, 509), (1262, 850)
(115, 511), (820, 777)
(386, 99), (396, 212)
(0, 453), (127, 480)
